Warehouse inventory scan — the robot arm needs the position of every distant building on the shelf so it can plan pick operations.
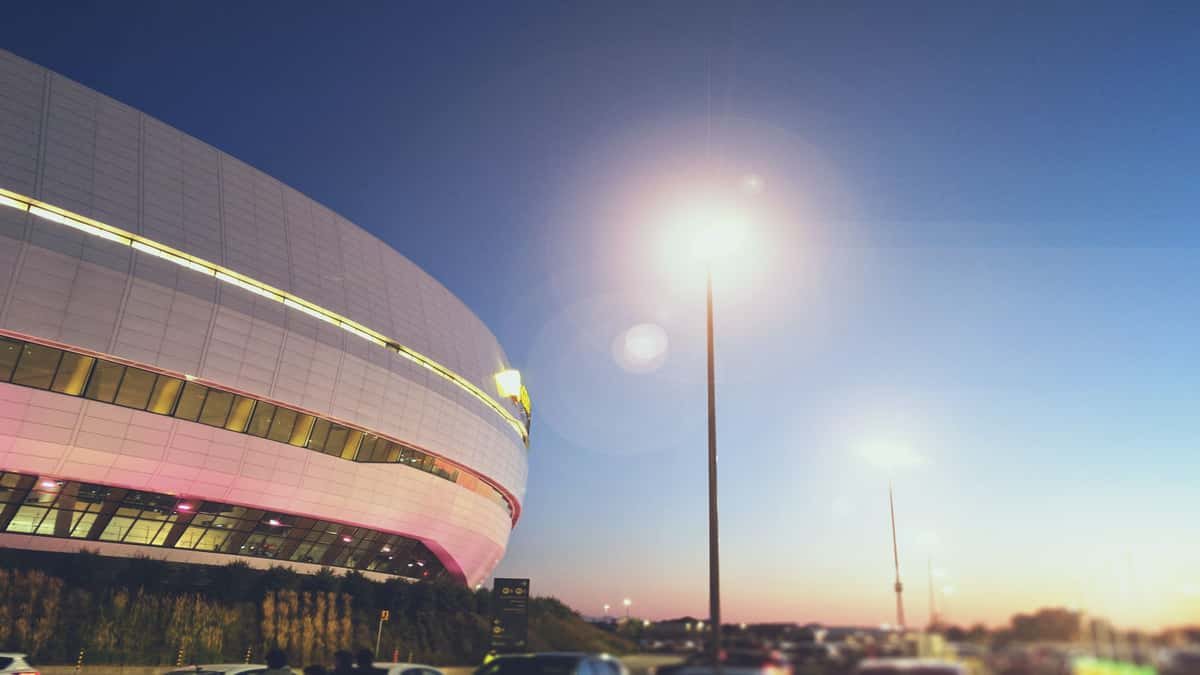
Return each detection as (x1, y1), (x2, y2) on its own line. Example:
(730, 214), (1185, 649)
(0, 49), (530, 585)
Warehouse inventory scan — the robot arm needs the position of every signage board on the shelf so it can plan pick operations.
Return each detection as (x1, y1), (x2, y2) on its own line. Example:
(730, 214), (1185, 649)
(489, 578), (530, 652)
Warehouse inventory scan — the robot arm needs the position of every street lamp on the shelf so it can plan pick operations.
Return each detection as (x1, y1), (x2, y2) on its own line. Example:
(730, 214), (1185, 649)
(681, 194), (751, 675)
(494, 368), (531, 430)
(623, 598), (632, 619)
(604, 604), (611, 620)
(889, 482), (905, 631)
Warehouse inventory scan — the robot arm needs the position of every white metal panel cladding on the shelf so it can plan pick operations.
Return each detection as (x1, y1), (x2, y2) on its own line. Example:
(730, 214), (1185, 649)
(0, 48), (528, 583)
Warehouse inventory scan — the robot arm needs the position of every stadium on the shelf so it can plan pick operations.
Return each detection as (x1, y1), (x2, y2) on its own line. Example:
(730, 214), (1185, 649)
(0, 49), (529, 586)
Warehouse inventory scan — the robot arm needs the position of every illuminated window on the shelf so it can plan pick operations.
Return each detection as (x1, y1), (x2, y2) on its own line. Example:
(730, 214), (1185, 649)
(99, 516), (135, 542)
(174, 381), (207, 421)
(50, 353), (95, 395)
(147, 376), (183, 414)
(11, 343), (63, 389)
(175, 526), (207, 549)
(0, 338), (514, 518)
(114, 367), (157, 409)
(307, 418), (331, 452)
(122, 517), (169, 545)
(0, 338), (20, 380)
(225, 396), (256, 432)
(197, 389), (234, 427)
(289, 415), (315, 446)
(68, 512), (98, 538)
(193, 528), (231, 552)
(84, 361), (125, 403)
(246, 401), (276, 437)
(341, 430), (364, 459)
(432, 459), (460, 482)
(266, 407), (299, 444)
(6, 505), (49, 533)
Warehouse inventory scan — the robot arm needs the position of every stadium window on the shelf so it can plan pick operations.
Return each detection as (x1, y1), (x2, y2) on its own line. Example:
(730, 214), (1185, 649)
(84, 361), (125, 403)
(289, 415), (316, 446)
(98, 516), (135, 542)
(0, 341), (513, 518)
(6, 505), (49, 533)
(51, 352), (95, 395)
(147, 375), (183, 414)
(225, 396), (256, 432)
(307, 418), (331, 452)
(173, 381), (207, 421)
(11, 342), (63, 389)
(0, 337), (20, 380)
(266, 406), (298, 443)
(198, 389), (234, 427)
(246, 401), (276, 437)
(113, 367), (157, 410)
(341, 429), (364, 460)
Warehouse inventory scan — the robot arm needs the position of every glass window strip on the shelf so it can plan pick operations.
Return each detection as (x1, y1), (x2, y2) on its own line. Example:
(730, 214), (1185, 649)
(0, 337), (514, 517)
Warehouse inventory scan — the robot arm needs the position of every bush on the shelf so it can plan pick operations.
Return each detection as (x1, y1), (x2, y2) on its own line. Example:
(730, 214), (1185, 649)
(0, 548), (633, 666)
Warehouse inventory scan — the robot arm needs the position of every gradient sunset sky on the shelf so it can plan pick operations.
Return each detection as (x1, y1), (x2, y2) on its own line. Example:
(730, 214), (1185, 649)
(3, 2), (1198, 630)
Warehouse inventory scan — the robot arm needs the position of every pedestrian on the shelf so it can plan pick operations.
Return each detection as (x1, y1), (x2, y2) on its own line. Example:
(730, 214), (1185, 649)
(333, 651), (355, 675)
(264, 649), (291, 675)
(354, 649), (387, 675)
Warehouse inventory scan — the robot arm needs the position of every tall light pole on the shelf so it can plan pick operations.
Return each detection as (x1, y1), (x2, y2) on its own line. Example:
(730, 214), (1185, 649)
(604, 604), (611, 620)
(623, 598), (632, 620)
(889, 482), (905, 631)
(927, 558), (937, 630)
(664, 187), (752, 675)
(706, 265), (723, 675)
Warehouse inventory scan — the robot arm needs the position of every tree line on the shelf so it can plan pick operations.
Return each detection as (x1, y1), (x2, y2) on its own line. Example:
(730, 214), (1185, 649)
(0, 548), (632, 666)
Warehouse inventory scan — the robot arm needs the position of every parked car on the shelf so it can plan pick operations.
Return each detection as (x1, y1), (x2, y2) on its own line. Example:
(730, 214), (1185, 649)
(1159, 648), (1200, 675)
(0, 653), (38, 675)
(374, 662), (446, 675)
(787, 643), (840, 667)
(163, 666), (268, 675)
(656, 649), (792, 675)
(475, 653), (629, 675)
(854, 659), (966, 675)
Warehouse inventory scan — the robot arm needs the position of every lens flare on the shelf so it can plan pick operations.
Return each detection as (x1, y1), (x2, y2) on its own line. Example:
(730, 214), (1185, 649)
(612, 323), (669, 373)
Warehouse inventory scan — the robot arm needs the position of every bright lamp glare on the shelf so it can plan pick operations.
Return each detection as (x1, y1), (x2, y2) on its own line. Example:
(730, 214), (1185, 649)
(657, 192), (748, 265)
(494, 369), (522, 398)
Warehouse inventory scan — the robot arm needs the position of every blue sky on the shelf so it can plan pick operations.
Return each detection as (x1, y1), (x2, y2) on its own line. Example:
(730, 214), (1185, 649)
(3, 2), (1198, 628)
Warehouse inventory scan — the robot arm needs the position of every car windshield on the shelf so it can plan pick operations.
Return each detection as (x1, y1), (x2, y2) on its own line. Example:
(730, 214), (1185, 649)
(477, 657), (580, 675)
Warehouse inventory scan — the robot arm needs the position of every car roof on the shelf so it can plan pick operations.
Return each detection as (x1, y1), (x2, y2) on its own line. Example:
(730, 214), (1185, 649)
(0, 654), (28, 659)
(493, 654), (588, 660)
(857, 660), (964, 670)
(175, 666), (266, 672)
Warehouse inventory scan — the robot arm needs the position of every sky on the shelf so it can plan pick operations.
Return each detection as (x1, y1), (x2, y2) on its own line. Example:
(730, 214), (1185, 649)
(3, 1), (1199, 630)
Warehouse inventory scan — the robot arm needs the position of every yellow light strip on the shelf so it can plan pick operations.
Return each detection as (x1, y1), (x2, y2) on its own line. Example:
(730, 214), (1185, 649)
(1, 187), (528, 443)
(341, 322), (387, 347)
(283, 297), (337, 325)
(30, 205), (131, 245)
(132, 240), (214, 276)
(0, 194), (27, 211)
(214, 271), (284, 302)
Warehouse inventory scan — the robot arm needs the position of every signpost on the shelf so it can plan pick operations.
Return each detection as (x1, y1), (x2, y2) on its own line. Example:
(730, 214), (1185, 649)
(376, 609), (390, 656)
(489, 578), (530, 654)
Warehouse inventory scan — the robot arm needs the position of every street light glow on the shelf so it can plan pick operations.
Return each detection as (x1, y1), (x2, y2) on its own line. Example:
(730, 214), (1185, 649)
(494, 369), (522, 399)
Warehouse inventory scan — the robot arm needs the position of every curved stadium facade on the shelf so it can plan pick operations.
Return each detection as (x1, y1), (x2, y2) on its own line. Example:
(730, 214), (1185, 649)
(0, 50), (529, 586)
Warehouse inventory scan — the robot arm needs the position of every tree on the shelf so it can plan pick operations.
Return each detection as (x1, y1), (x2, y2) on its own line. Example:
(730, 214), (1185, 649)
(1010, 608), (1081, 642)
